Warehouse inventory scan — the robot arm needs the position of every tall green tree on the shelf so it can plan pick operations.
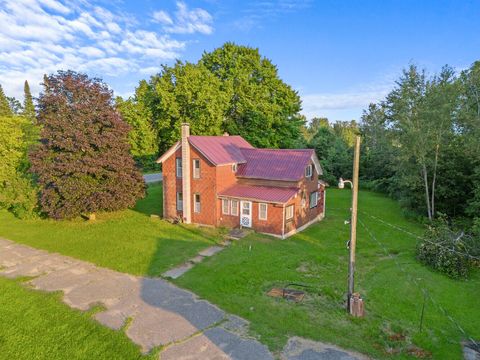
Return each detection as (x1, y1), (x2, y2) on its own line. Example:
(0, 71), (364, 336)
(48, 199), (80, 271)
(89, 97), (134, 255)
(0, 115), (38, 218)
(0, 85), (13, 117)
(200, 42), (303, 148)
(22, 80), (36, 122)
(147, 61), (228, 154)
(116, 80), (158, 168)
(30, 71), (145, 219)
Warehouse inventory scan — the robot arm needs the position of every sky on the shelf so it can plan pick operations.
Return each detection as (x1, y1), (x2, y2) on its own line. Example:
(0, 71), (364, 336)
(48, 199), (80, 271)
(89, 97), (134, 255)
(1, 0), (479, 122)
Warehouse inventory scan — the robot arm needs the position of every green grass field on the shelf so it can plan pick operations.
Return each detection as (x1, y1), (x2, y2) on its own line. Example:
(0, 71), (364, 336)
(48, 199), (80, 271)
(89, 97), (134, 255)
(175, 189), (480, 359)
(0, 277), (154, 360)
(0, 182), (222, 276)
(0, 184), (478, 359)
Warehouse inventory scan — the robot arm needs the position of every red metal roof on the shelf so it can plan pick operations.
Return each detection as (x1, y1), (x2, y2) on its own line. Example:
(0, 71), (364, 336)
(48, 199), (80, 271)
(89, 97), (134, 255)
(188, 136), (254, 165)
(218, 184), (298, 203)
(236, 148), (315, 181)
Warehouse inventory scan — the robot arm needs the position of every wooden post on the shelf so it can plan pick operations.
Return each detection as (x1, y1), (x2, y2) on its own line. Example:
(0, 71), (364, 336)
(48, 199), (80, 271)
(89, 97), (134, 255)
(347, 136), (361, 312)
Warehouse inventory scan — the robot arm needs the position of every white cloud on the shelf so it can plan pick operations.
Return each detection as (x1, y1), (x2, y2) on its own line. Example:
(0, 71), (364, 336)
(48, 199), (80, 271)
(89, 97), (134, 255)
(234, 0), (311, 31)
(152, 10), (173, 25)
(300, 87), (391, 121)
(0, 0), (199, 101)
(152, 1), (213, 35)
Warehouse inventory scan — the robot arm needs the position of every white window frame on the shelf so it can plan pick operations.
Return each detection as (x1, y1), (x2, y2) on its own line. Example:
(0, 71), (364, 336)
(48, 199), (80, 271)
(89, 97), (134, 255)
(309, 191), (318, 208)
(222, 199), (230, 215)
(258, 203), (268, 220)
(176, 192), (183, 211)
(194, 194), (201, 213)
(232, 163), (237, 172)
(231, 200), (239, 216)
(285, 205), (294, 220)
(193, 159), (200, 179)
(305, 164), (312, 178)
(176, 158), (182, 178)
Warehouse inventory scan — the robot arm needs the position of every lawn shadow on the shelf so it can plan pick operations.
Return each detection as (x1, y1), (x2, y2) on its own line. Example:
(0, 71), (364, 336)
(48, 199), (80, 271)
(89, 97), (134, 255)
(138, 236), (273, 358)
(133, 182), (163, 217)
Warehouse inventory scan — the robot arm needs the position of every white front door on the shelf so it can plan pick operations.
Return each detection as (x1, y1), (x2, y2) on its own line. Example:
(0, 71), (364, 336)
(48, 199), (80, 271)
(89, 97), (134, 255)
(240, 201), (252, 228)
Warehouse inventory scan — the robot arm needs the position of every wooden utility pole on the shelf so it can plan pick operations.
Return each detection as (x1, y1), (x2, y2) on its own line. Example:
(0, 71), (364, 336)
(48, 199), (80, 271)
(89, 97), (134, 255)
(347, 136), (361, 312)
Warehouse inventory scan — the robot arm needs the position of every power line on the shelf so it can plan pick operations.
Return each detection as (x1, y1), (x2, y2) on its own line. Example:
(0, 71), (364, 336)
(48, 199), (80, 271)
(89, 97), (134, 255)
(358, 217), (479, 349)
(360, 211), (480, 261)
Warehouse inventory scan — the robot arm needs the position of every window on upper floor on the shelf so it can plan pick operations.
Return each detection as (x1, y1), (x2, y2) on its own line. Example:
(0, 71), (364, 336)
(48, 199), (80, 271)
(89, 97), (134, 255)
(305, 164), (313, 178)
(194, 194), (201, 213)
(309, 191), (318, 208)
(176, 192), (183, 211)
(193, 159), (200, 179)
(222, 199), (230, 215)
(259, 203), (268, 220)
(176, 158), (182, 178)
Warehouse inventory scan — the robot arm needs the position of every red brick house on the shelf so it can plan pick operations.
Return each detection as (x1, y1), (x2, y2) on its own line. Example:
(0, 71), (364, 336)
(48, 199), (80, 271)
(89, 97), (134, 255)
(157, 123), (325, 239)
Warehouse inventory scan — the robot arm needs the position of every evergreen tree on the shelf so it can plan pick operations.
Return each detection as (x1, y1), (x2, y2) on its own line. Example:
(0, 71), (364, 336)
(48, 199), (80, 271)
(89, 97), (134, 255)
(30, 71), (145, 219)
(0, 85), (13, 117)
(22, 80), (36, 122)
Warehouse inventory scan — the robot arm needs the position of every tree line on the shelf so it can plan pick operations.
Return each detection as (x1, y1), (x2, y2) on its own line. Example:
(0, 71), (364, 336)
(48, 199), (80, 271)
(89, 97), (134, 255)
(1, 41), (480, 245)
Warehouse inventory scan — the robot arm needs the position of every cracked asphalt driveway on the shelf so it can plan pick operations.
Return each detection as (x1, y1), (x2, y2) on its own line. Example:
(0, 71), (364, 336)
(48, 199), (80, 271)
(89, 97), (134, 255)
(0, 237), (368, 360)
(0, 238), (272, 359)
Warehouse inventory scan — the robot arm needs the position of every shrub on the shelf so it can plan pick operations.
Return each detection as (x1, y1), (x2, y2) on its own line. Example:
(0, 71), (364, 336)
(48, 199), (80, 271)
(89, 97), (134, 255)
(417, 214), (477, 278)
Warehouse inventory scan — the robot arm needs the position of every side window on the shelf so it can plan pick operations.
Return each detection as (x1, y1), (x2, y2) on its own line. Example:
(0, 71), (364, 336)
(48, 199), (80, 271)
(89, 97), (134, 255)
(259, 203), (268, 220)
(193, 159), (200, 179)
(194, 194), (201, 213)
(305, 164), (312, 178)
(231, 200), (239, 216)
(309, 191), (318, 208)
(176, 192), (183, 211)
(222, 199), (230, 215)
(232, 163), (237, 172)
(176, 158), (182, 178)
(285, 205), (294, 220)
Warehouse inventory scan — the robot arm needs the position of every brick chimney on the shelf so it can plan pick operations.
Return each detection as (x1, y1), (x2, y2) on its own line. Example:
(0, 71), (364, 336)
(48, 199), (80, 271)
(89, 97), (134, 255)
(181, 123), (191, 223)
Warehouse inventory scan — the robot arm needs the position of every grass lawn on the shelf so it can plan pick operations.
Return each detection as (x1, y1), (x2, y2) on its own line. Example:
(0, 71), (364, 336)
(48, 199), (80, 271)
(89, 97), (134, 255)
(0, 182), (223, 276)
(0, 276), (154, 360)
(175, 189), (480, 359)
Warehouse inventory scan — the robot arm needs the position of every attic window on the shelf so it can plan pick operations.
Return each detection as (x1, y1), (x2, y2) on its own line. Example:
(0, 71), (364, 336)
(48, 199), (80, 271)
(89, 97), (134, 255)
(305, 164), (312, 178)
(232, 163), (238, 172)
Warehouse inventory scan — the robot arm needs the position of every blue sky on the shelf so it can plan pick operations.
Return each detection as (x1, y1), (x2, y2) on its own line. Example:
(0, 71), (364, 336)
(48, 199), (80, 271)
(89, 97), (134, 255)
(1, 0), (479, 121)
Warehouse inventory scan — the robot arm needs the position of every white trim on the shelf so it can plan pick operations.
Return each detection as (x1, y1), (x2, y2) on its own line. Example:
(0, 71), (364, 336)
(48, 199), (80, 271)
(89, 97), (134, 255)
(309, 191), (318, 208)
(156, 142), (180, 163)
(258, 203), (268, 220)
(305, 164), (312, 177)
(222, 199), (230, 215)
(281, 204), (285, 238)
(176, 158), (182, 178)
(176, 192), (183, 211)
(311, 153), (323, 176)
(323, 189), (326, 217)
(194, 193), (201, 213)
(285, 204), (294, 220)
(231, 199), (239, 216)
(193, 158), (200, 179)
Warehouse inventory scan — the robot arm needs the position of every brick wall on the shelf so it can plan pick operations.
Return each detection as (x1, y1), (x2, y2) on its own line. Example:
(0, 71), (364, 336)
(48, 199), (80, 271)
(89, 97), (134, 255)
(163, 147), (183, 220)
(190, 146), (217, 226)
